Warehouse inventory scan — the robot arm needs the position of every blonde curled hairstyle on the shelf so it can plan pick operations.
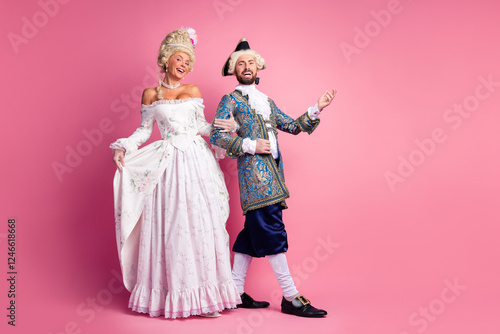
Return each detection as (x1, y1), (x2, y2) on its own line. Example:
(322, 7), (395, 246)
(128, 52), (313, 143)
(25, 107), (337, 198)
(156, 28), (196, 99)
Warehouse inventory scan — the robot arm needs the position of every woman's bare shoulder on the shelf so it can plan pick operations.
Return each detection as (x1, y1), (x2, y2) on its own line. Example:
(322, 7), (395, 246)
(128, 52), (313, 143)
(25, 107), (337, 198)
(142, 87), (158, 105)
(184, 84), (202, 98)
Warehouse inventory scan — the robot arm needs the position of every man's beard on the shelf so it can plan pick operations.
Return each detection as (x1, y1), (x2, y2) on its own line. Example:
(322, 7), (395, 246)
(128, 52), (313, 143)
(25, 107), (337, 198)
(236, 72), (256, 85)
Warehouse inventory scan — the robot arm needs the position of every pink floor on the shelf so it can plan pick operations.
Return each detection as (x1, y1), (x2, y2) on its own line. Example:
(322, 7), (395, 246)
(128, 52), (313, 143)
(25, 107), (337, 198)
(12, 285), (499, 334)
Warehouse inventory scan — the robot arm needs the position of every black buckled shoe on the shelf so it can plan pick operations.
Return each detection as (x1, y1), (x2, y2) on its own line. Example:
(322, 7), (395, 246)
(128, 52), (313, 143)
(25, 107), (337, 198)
(237, 292), (270, 309)
(281, 295), (327, 317)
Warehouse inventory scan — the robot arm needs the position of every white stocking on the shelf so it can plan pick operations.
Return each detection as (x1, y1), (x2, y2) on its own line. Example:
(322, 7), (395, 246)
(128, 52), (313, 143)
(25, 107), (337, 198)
(267, 253), (299, 299)
(232, 252), (253, 294)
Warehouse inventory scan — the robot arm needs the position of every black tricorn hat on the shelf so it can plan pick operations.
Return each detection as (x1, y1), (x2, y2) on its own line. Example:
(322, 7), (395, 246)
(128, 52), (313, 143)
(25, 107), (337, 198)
(222, 38), (265, 76)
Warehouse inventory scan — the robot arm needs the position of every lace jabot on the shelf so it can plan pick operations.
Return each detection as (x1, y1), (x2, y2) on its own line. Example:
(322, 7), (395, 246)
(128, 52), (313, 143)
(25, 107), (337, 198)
(235, 85), (271, 120)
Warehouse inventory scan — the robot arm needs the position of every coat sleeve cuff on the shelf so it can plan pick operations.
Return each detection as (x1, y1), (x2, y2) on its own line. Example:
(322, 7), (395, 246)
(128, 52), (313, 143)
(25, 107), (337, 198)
(296, 111), (320, 134)
(225, 136), (245, 158)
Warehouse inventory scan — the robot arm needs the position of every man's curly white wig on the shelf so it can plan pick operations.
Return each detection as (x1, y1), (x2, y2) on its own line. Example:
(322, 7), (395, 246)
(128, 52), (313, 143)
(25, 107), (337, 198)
(226, 49), (266, 75)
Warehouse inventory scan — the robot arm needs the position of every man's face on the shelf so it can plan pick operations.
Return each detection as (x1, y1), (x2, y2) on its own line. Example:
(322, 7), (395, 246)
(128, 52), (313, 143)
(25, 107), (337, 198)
(235, 54), (258, 85)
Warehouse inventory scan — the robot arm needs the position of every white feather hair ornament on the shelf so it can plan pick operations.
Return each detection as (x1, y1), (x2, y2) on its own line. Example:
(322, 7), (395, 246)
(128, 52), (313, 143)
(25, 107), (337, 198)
(182, 27), (198, 48)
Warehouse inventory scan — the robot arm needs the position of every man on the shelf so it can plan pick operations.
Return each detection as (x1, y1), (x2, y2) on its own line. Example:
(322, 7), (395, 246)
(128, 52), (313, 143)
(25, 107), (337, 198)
(210, 38), (336, 317)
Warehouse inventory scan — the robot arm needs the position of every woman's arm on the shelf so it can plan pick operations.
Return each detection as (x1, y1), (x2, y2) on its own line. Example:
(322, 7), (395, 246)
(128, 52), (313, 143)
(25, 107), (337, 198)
(110, 88), (157, 171)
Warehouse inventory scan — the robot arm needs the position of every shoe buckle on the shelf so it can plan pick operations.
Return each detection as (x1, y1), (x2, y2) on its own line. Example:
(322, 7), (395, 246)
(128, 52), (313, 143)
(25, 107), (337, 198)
(297, 295), (310, 306)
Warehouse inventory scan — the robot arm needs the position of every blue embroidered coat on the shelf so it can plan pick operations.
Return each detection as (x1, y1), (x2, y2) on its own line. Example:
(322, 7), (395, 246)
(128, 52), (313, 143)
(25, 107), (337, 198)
(210, 90), (320, 215)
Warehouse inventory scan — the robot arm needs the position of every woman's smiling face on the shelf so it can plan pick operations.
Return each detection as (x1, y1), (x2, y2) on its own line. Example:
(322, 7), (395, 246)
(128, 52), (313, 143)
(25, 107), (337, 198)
(166, 52), (191, 79)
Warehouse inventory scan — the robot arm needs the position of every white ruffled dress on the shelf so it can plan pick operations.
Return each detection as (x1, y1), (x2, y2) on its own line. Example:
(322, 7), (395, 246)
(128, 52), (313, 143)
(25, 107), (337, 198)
(110, 98), (240, 318)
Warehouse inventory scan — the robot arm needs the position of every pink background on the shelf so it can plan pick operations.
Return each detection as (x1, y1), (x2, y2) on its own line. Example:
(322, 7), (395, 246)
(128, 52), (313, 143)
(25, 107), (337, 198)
(1, 0), (499, 333)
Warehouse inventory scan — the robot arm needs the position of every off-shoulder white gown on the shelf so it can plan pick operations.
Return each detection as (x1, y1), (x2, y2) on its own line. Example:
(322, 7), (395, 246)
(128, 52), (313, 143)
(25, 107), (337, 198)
(110, 98), (240, 318)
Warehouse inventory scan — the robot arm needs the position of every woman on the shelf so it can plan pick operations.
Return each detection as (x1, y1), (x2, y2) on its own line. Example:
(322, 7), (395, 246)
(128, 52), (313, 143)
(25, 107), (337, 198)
(110, 28), (240, 318)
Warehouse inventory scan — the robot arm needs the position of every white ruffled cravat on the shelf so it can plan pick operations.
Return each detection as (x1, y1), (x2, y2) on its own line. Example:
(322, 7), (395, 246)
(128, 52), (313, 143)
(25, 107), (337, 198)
(236, 84), (272, 120)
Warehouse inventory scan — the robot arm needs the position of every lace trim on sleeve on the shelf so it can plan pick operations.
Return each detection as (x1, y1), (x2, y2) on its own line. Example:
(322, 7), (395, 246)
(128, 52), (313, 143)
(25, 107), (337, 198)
(109, 139), (137, 154)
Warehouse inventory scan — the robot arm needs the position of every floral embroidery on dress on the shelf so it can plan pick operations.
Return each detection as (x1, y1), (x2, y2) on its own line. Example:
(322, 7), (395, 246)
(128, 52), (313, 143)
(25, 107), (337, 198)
(130, 170), (152, 192)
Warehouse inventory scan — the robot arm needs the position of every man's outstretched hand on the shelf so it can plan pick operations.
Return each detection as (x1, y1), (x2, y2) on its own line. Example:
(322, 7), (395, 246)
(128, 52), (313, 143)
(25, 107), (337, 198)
(318, 89), (337, 111)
